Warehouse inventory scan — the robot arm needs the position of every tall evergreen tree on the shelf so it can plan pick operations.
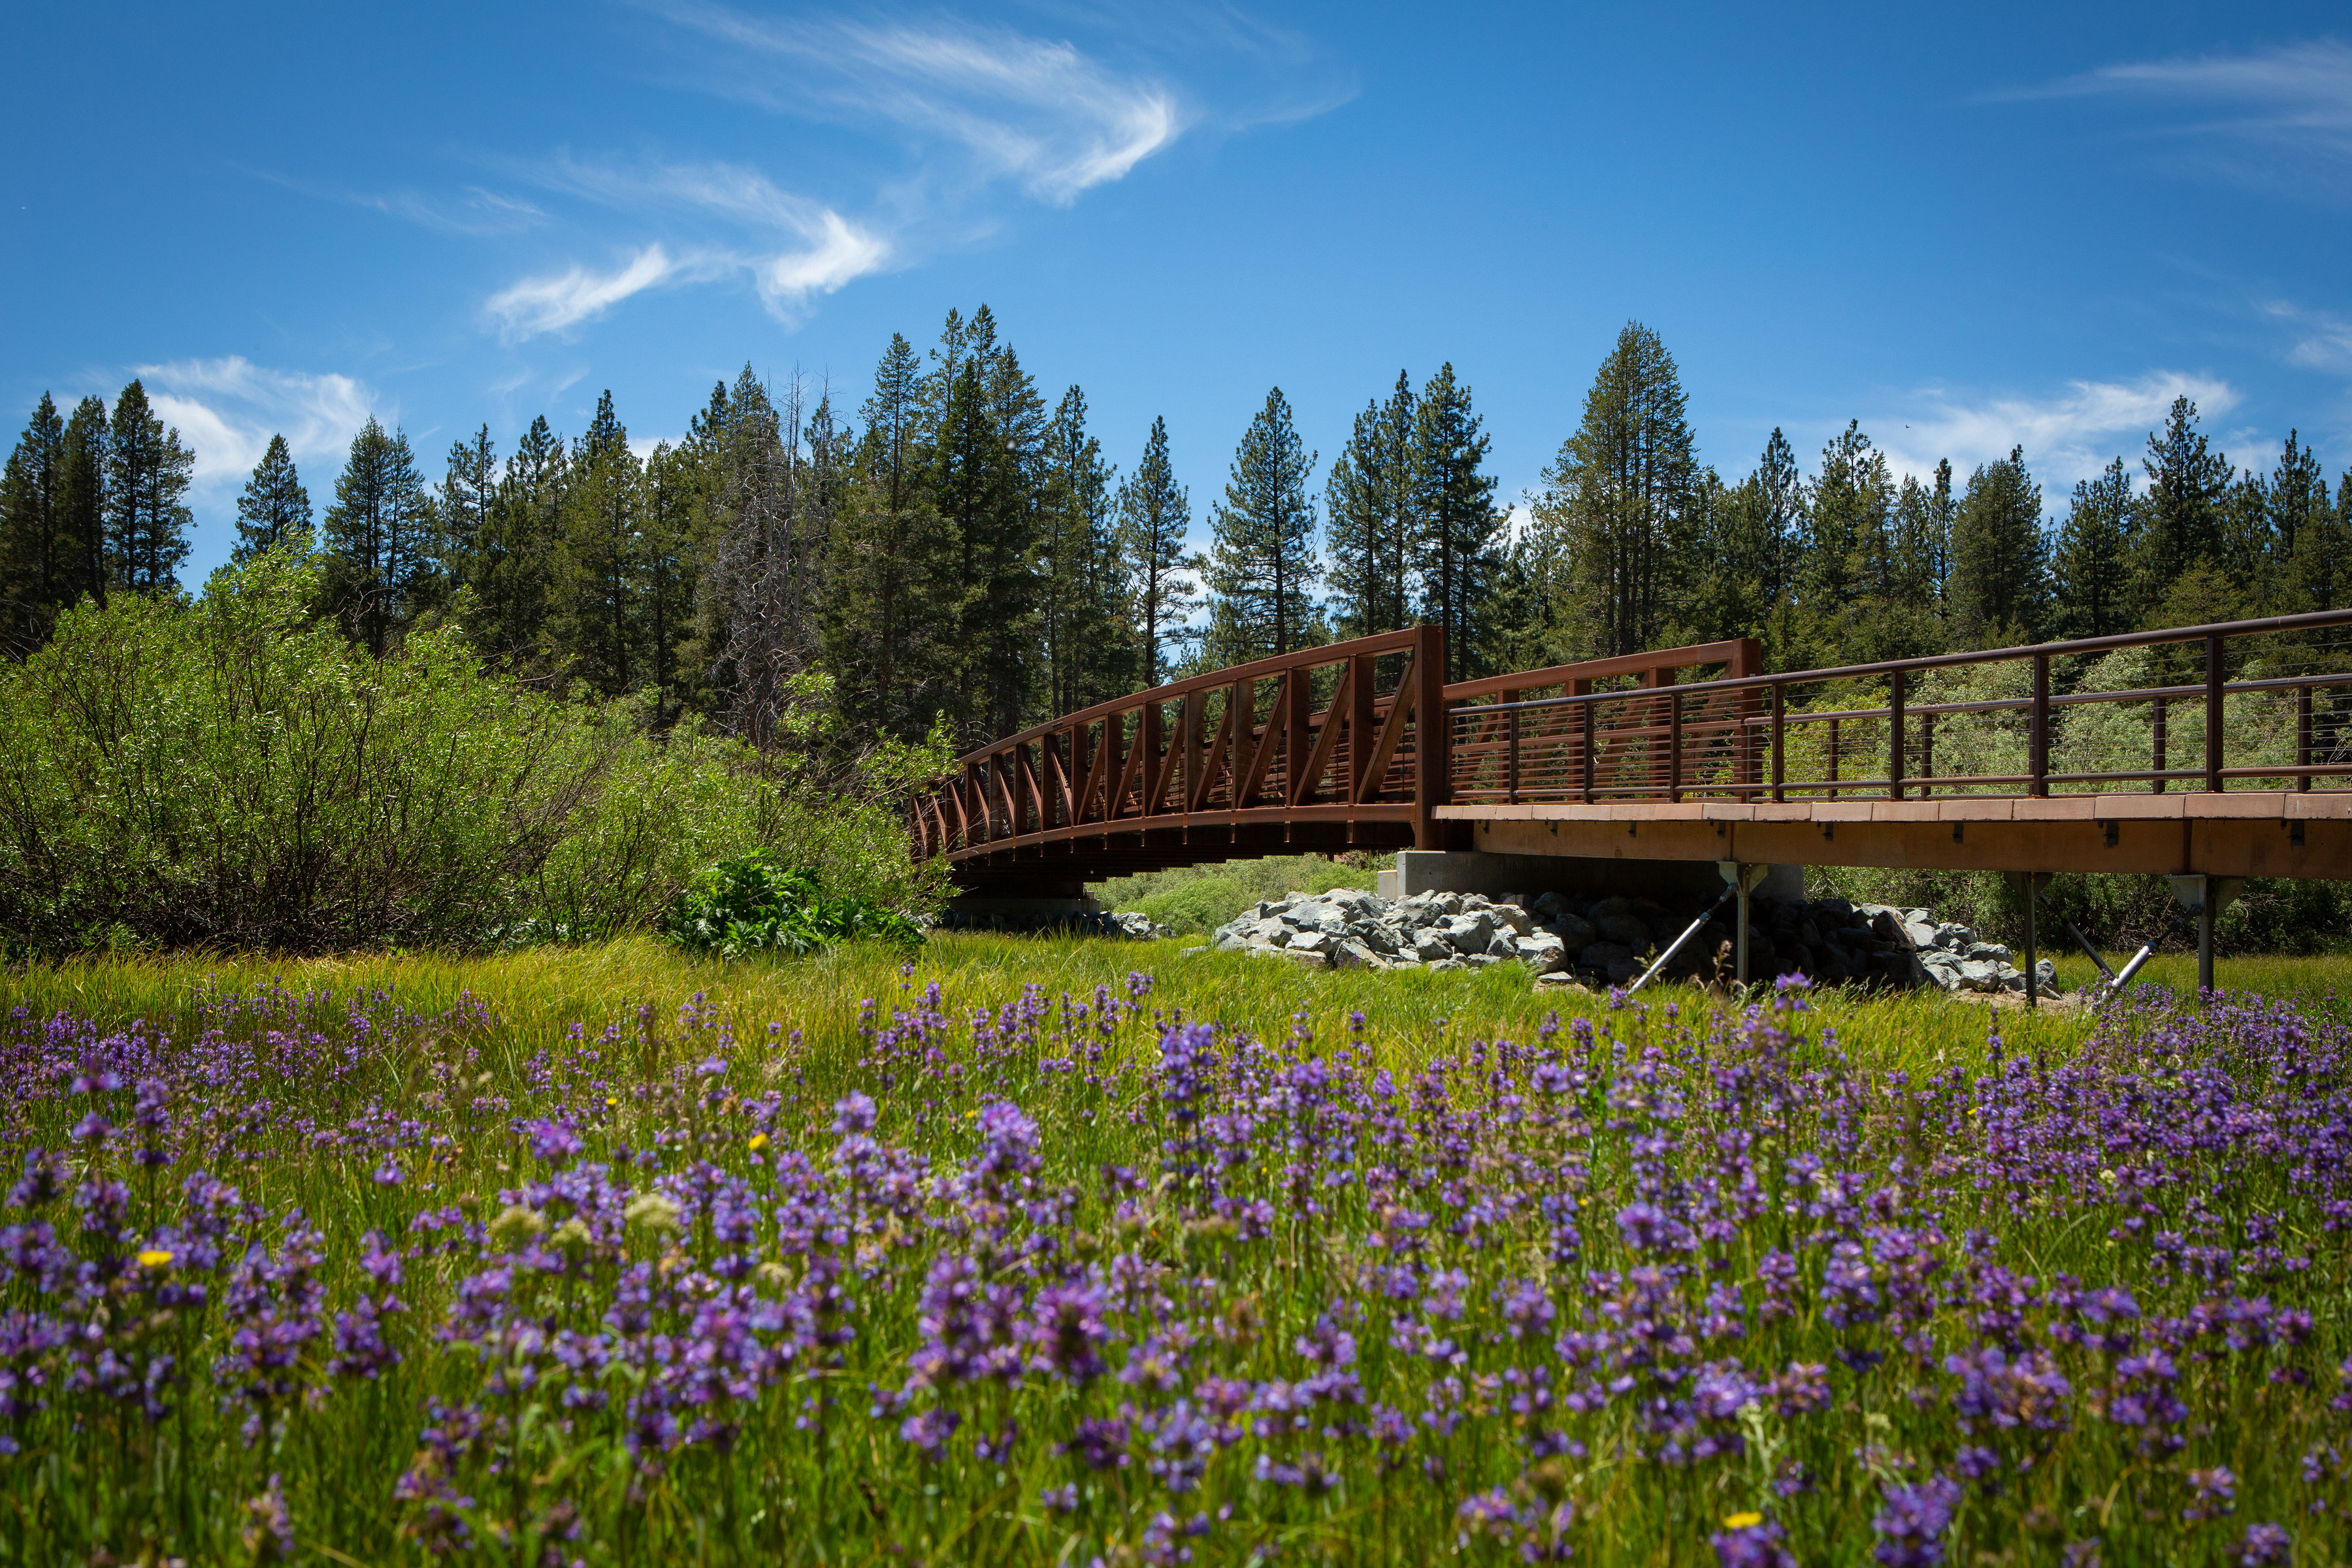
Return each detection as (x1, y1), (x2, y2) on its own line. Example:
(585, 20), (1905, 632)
(2290, 471), (2351, 618)
(825, 338), (957, 742)
(1411, 363), (1506, 681)
(1203, 387), (1321, 664)
(231, 434), (313, 563)
(1324, 372), (1416, 642)
(2136, 396), (2230, 616)
(463, 417), (564, 670)
(2266, 431), (2332, 615)
(438, 425), (497, 589)
(1116, 416), (1197, 688)
(1530, 323), (1697, 659)
(321, 417), (436, 657)
(640, 440), (704, 727)
(2049, 457), (2138, 640)
(104, 379), (195, 594)
(56, 397), (108, 607)
(1037, 385), (1130, 716)
(1945, 446), (2048, 646)
(0, 395), (69, 645)
(555, 391), (642, 696)
(1115, 416), (1204, 686)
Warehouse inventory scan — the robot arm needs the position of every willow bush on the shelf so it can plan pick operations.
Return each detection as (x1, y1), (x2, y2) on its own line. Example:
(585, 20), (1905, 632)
(0, 553), (948, 954)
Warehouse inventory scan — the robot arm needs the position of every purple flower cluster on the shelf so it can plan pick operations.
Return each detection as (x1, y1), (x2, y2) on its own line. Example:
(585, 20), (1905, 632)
(0, 972), (2348, 1563)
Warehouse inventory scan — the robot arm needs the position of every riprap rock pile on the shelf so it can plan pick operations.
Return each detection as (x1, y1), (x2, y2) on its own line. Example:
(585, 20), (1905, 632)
(1198, 887), (2061, 996)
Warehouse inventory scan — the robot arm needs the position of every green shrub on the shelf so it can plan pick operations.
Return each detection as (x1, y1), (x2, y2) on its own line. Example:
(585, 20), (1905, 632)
(661, 851), (923, 957)
(1094, 853), (1388, 934)
(0, 551), (949, 953)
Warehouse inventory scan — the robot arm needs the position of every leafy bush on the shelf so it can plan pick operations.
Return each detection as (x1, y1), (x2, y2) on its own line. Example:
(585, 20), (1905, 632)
(662, 851), (923, 957)
(0, 552), (949, 953)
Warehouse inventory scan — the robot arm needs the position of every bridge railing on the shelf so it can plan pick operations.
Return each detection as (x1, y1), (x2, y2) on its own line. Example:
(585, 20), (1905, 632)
(909, 624), (1450, 862)
(1448, 607), (2352, 806)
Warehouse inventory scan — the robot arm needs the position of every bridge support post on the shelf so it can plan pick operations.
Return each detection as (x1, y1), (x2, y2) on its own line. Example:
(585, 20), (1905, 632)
(1718, 862), (1771, 985)
(2167, 874), (2244, 998)
(2003, 872), (2053, 1008)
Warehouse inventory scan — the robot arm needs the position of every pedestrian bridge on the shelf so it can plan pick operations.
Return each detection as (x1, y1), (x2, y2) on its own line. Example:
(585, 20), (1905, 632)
(911, 610), (2352, 900)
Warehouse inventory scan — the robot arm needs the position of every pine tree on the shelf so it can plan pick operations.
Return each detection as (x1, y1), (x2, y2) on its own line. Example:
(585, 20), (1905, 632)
(1116, 416), (1197, 687)
(1411, 363), (1505, 680)
(1529, 323), (1697, 659)
(1036, 385), (1131, 715)
(2219, 470), (2274, 612)
(438, 425), (497, 591)
(1203, 387), (1321, 664)
(461, 417), (565, 670)
(105, 379), (195, 594)
(0, 394), (68, 646)
(2136, 396), (2230, 615)
(1945, 446), (2048, 647)
(2266, 431), (2332, 612)
(2048, 457), (2137, 640)
(640, 441), (704, 727)
(825, 338), (957, 742)
(321, 417), (436, 657)
(231, 434), (313, 563)
(56, 397), (108, 608)
(555, 391), (642, 696)
(1324, 372), (1416, 641)
(2289, 472), (2351, 618)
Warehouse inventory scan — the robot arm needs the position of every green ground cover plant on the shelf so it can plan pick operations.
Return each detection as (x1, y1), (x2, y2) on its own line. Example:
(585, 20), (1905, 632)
(2, 938), (2350, 1565)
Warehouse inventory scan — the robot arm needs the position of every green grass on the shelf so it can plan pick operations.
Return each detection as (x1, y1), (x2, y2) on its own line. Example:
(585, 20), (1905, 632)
(1091, 853), (1392, 935)
(13, 932), (2342, 1077)
(5, 938), (2351, 1566)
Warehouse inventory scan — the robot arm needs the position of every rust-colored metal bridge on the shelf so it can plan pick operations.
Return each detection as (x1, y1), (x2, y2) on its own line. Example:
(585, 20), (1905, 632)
(911, 609), (2352, 898)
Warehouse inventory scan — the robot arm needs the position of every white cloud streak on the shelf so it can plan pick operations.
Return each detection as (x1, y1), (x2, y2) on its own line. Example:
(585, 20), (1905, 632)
(2261, 297), (2352, 372)
(652, 2), (1184, 203)
(134, 357), (383, 491)
(1873, 371), (2239, 488)
(486, 244), (691, 340)
(2000, 39), (2352, 172)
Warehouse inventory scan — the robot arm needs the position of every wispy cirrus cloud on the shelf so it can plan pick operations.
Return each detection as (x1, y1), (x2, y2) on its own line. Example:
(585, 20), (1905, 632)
(1872, 370), (2238, 487)
(1995, 39), (2352, 192)
(2259, 297), (2352, 372)
(646, 2), (1184, 204)
(483, 163), (894, 339)
(133, 357), (384, 493)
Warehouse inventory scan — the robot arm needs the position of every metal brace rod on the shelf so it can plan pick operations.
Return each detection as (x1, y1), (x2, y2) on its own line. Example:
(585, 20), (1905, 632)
(1625, 885), (1739, 996)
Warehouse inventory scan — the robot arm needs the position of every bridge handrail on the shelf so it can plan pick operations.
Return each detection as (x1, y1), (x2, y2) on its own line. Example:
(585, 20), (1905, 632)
(1462, 606), (2352, 715)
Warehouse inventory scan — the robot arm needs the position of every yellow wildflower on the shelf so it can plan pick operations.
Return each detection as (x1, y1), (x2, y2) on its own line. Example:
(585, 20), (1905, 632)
(605, 1096), (619, 1108)
(136, 1249), (174, 1269)
(748, 1133), (769, 1151)
(1722, 1512), (1763, 1530)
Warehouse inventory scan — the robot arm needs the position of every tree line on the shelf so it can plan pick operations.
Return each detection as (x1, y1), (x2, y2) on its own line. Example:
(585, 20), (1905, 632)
(3, 312), (2347, 757)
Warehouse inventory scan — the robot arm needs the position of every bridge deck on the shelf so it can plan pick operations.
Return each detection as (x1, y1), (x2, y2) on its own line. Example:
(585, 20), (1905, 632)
(1442, 791), (2352, 880)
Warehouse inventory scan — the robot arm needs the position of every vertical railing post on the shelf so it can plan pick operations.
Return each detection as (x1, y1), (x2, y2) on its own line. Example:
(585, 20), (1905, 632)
(1507, 703), (1521, 804)
(1411, 623), (1450, 848)
(1144, 700), (1166, 817)
(1888, 668), (1906, 801)
(2152, 696), (2167, 794)
(1771, 682), (1785, 803)
(2204, 632), (2225, 793)
(1827, 717), (1840, 800)
(2031, 653), (2050, 797)
(1230, 677), (1251, 808)
(1578, 681), (1596, 804)
(2298, 681), (2314, 794)
(1667, 691), (1683, 802)
(1920, 710), (1935, 798)
(1282, 666), (1311, 818)
(1350, 653), (1377, 802)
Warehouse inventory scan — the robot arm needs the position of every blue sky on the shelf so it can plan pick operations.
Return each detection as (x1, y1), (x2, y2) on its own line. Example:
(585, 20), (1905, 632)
(6, 2), (2351, 581)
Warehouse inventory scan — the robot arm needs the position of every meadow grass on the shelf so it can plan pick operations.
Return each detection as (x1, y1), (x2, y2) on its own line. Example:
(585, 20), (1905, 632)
(3, 939), (2350, 1566)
